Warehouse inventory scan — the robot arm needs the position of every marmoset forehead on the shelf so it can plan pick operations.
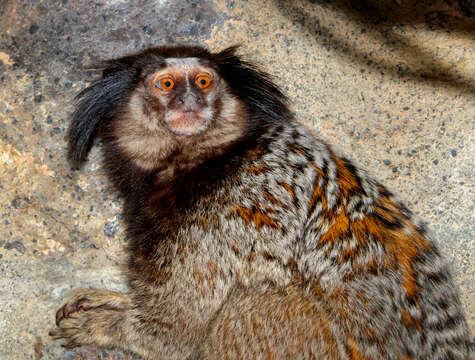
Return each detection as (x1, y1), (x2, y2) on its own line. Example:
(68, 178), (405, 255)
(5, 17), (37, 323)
(158, 57), (213, 80)
(165, 57), (201, 70)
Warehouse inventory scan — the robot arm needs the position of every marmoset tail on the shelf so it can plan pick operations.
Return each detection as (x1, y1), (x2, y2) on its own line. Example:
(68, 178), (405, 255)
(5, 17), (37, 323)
(50, 45), (472, 360)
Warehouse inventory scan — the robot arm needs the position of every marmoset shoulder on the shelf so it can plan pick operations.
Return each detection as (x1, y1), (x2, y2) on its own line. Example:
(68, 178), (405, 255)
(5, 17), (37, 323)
(50, 45), (472, 360)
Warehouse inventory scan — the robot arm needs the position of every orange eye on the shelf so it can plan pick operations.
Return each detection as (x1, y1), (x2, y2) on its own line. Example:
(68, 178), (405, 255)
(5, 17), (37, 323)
(196, 74), (211, 89)
(156, 77), (175, 91)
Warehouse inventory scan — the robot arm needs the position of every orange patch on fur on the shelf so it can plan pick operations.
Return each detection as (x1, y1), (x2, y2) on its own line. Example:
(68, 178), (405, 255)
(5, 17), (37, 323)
(352, 207), (430, 299)
(230, 204), (280, 230)
(347, 336), (366, 360)
(209, 261), (217, 275)
(374, 205), (399, 224)
(246, 164), (270, 174)
(338, 245), (357, 263)
(280, 182), (295, 197)
(311, 163), (325, 178)
(199, 215), (219, 231)
(402, 309), (423, 333)
(200, 215), (209, 231)
(313, 155), (432, 301)
(288, 142), (308, 156)
(249, 144), (269, 161)
(319, 210), (350, 244)
(309, 181), (327, 211)
(321, 156), (431, 300)
(264, 190), (285, 207)
(311, 284), (325, 297)
(288, 258), (298, 272)
(335, 159), (361, 197)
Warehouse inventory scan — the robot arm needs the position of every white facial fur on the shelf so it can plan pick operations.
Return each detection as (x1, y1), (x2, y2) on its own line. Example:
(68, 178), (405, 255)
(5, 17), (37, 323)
(114, 59), (248, 171)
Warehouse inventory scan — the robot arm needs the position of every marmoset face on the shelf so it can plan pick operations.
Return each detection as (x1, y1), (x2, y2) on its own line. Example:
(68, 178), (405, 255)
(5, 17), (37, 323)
(147, 58), (219, 136)
(112, 56), (245, 171)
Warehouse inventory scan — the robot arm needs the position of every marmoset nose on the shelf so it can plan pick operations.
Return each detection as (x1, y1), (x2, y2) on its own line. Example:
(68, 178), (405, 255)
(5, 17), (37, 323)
(179, 93), (201, 109)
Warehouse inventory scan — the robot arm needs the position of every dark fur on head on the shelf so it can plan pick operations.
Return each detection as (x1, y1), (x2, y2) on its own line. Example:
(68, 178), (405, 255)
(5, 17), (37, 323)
(68, 45), (290, 168)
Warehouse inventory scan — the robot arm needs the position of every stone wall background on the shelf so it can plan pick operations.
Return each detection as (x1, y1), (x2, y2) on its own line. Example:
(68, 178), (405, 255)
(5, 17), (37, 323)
(0, 0), (473, 358)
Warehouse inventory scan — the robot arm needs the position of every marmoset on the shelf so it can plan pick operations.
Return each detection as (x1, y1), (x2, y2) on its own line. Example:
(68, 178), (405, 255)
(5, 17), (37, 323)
(50, 45), (472, 359)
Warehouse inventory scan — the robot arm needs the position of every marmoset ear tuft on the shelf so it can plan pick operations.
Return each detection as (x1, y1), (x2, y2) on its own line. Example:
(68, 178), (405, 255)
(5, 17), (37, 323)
(213, 46), (291, 124)
(67, 64), (137, 167)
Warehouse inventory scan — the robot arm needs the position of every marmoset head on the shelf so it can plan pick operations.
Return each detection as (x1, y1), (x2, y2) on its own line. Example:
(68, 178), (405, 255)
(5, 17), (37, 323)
(147, 57), (217, 136)
(68, 45), (290, 171)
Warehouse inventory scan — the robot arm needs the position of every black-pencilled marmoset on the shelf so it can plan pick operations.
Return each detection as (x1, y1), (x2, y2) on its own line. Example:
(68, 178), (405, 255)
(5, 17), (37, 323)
(50, 45), (472, 359)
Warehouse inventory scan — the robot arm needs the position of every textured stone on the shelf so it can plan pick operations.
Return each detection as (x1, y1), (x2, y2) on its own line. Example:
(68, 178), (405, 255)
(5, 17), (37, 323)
(0, 0), (473, 358)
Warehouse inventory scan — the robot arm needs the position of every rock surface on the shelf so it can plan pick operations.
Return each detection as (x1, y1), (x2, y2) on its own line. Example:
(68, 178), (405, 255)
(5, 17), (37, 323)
(0, 0), (473, 358)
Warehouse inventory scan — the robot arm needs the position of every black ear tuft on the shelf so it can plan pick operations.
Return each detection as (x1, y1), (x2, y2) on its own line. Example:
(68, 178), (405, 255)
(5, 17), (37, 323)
(214, 46), (291, 124)
(67, 66), (137, 167)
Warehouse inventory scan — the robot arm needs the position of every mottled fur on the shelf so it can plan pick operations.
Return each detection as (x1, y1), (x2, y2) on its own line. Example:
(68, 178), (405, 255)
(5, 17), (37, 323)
(51, 45), (472, 359)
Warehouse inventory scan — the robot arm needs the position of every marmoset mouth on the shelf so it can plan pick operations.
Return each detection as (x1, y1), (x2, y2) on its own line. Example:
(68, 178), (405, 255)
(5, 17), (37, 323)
(165, 111), (209, 136)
